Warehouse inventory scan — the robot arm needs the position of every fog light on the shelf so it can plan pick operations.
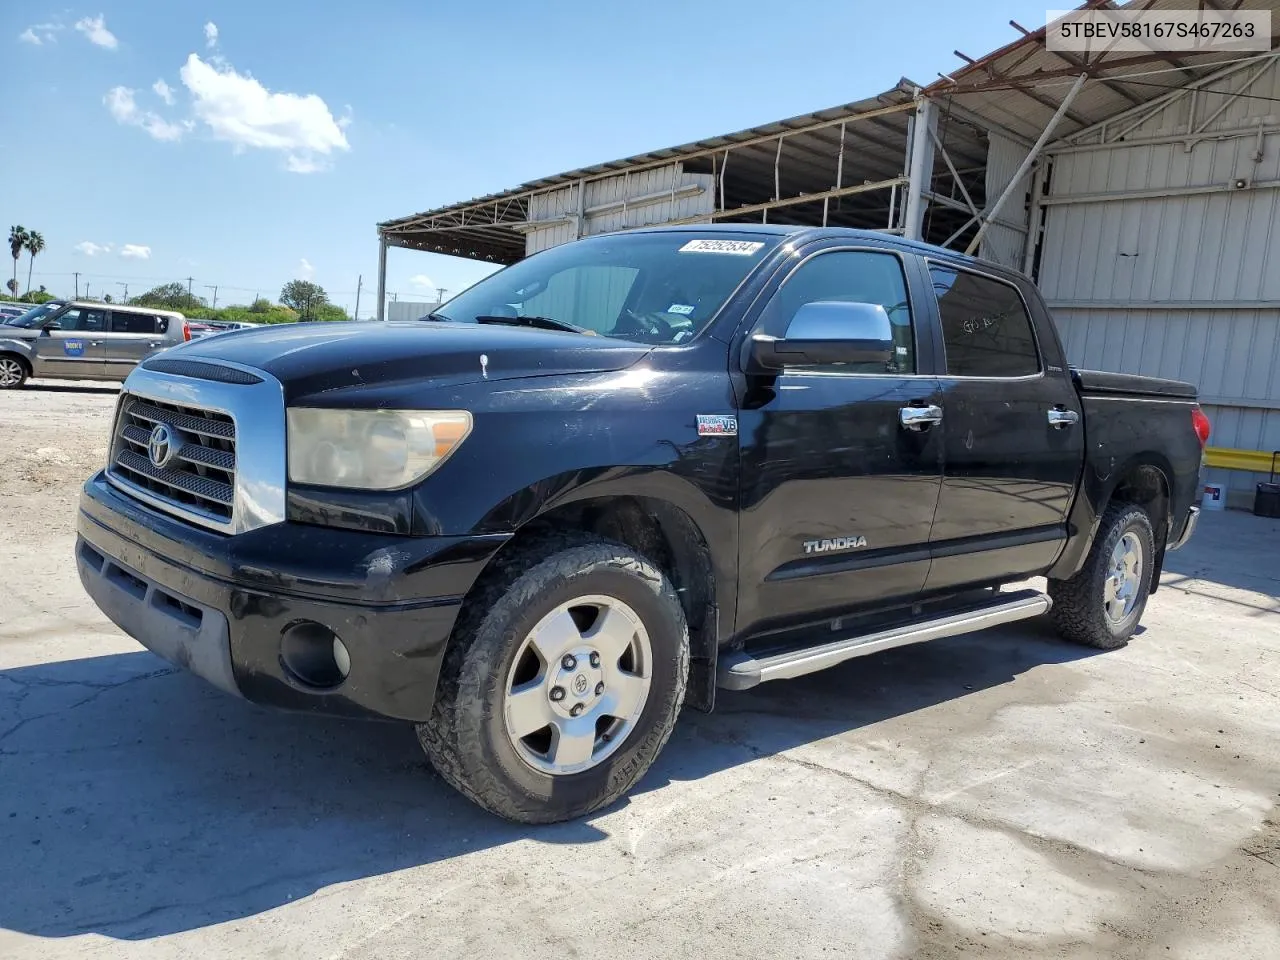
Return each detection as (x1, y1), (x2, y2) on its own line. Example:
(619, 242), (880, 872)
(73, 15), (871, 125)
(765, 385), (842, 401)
(280, 620), (350, 689)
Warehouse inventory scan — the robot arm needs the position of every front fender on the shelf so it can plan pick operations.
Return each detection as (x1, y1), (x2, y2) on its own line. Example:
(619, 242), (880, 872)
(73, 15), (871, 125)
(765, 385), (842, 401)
(0, 337), (35, 362)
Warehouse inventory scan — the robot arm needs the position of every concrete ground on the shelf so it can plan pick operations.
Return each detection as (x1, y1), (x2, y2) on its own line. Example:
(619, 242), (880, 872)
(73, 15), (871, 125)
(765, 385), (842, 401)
(1, 381), (1278, 959)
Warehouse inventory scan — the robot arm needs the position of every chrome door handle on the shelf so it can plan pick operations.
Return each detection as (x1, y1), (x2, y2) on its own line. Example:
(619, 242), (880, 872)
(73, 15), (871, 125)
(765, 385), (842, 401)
(1048, 407), (1080, 429)
(89, 340), (103, 347)
(900, 404), (943, 431)
(148, 342), (162, 348)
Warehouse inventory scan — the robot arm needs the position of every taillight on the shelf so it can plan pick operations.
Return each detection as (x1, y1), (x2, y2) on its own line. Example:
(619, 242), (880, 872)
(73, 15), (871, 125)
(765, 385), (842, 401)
(183, 321), (191, 342)
(1192, 406), (1211, 448)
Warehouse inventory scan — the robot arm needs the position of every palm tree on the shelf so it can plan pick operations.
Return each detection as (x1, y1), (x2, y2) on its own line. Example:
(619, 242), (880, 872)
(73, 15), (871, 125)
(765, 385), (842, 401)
(23, 231), (44, 296)
(8, 225), (28, 300)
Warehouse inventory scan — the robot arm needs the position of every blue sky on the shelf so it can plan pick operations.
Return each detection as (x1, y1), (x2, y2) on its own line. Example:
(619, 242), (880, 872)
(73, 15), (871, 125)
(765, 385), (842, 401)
(2, 1), (1054, 316)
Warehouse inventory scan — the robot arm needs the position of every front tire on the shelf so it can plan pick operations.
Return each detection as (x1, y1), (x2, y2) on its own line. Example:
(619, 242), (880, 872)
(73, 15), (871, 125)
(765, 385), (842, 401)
(418, 537), (689, 823)
(1048, 503), (1155, 649)
(0, 355), (28, 389)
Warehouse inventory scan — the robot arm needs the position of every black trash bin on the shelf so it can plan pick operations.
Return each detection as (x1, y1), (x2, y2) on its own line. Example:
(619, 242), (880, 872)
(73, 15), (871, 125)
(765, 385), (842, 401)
(1255, 452), (1280, 518)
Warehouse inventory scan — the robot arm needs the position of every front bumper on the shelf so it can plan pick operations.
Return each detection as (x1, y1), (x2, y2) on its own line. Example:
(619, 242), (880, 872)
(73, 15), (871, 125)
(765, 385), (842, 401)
(76, 471), (509, 721)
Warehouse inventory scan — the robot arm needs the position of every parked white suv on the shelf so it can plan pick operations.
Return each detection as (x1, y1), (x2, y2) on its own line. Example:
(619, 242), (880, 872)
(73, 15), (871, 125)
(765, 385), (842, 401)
(0, 301), (189, 388)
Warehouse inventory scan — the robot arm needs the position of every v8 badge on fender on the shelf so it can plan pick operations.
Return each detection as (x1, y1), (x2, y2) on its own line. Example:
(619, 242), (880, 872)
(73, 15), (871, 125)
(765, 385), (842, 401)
(696, 415), (737, 437)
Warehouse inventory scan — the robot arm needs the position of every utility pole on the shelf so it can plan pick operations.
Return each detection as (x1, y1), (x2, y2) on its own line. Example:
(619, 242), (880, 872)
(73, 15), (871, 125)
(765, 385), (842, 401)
(353, 275), (362, 320)
(73, 272), (80, 299)
(186, 276), (194, 296)
(436, 288), (448, 304)
(117, 282), (128, 302)
(205, 285), (218, 309)
(84, 282), (91, 299)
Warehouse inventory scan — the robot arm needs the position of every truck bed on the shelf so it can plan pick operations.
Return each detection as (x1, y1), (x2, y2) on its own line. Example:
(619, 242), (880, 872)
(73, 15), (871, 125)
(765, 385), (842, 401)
(1071, 368), (1197, 400)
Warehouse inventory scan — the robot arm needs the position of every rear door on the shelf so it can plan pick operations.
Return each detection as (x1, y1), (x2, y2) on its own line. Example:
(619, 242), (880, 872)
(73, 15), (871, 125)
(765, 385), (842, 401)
(923, 262), (1084, 592)
(31, 306), (109, 379)
(104, 310), (165, 379)
(735, 244), (944, 639)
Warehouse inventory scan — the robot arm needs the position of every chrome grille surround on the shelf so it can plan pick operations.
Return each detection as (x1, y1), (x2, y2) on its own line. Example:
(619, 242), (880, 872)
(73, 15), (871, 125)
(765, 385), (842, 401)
(105, 359), (286, 534)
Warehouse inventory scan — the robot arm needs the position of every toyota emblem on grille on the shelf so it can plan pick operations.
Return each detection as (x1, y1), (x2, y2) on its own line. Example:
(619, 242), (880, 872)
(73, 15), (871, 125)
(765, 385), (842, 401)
(148, 423), (177, 469)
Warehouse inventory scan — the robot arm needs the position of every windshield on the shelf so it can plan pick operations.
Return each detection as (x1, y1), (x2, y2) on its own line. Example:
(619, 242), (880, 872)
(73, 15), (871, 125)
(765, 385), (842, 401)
(4, 302), (66, 328)
(430, 231), (781, 344)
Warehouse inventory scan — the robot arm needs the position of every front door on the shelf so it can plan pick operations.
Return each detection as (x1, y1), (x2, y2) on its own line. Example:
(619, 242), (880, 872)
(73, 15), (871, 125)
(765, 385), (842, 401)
(31, 306), (109, 379)
(736, 246), (944, 640)
(104, 310), (165, 379)
(922, 262), (1084, 592)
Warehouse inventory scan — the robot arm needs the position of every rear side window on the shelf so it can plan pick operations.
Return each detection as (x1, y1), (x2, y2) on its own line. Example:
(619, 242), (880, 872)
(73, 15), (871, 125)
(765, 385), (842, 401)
(109, 311), (160, 334)
(930, 265), (1040, 377)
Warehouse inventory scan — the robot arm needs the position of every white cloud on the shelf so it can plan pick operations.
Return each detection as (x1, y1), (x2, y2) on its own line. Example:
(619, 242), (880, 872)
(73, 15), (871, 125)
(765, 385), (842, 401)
(204, 21), (218, 48)
(152, 78), (175, 105)
(19, 22), (62, 45)
(120, 244), (151, 260)
(285, 154), (324, 174)
(105, 86), (188, 142)
(75, 14), (117, 50)
(408, 274), (436, 291)
(74, 241), (111, 257)
(179, 53), (349, 172)
(298, 258), (314, 279)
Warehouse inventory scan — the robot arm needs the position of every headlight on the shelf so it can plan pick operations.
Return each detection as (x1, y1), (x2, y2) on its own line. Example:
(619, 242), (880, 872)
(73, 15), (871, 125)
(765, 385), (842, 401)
(287, 408), (472, 490)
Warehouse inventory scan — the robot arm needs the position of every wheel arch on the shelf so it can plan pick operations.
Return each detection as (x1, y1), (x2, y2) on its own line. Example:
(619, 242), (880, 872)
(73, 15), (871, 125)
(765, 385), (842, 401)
(1051, 452), (1173, 587)
(457, 490), (723, 711)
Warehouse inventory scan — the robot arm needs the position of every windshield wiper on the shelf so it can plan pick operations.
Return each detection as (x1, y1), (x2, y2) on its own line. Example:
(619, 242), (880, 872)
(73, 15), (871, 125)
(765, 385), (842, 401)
(474, 315), (592, 335)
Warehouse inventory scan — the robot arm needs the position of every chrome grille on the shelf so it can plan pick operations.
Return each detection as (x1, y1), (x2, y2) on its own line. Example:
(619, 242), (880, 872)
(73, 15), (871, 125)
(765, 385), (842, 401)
(109, 394), (237, 523)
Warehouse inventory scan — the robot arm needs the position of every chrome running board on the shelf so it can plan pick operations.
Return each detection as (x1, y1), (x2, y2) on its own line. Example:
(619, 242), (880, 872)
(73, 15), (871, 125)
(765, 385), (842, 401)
(717, 589), (1051, 691)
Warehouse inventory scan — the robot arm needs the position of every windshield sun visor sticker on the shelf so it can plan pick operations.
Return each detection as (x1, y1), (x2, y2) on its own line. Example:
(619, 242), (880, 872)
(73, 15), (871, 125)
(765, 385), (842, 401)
(678, 239), (765, 256)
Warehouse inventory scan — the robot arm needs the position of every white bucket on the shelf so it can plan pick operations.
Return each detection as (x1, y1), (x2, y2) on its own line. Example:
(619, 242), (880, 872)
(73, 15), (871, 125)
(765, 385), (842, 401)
(1202, 482), (1227, 511)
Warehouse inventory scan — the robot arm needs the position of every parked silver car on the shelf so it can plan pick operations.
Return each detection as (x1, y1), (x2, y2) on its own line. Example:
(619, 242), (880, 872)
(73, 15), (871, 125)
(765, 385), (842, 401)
(0, 301), (189, 388)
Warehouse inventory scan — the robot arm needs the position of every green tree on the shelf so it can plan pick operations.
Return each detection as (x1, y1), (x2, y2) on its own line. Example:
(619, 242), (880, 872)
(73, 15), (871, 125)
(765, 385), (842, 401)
(8, 225), (28, 299)
(280, 279), (327, 320)
(4, 278), (16, 298)
(130, 282), (207, 313)
(23, 230), (43, 296)
(18, 287), (55, 304)
(312, 302), (350, 322)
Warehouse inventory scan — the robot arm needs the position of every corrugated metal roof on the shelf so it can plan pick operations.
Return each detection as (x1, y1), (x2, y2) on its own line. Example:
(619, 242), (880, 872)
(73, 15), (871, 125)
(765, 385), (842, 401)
(925, 0), (1280, 143)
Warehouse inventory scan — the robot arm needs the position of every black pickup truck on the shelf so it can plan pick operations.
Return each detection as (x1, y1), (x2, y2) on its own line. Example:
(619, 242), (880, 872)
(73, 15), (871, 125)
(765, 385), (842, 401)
(75, 225), (1209, 822)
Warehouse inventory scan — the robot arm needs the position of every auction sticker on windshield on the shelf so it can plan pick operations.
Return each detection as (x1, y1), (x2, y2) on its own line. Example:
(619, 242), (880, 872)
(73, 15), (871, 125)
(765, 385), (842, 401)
(679, 239), (765, 255)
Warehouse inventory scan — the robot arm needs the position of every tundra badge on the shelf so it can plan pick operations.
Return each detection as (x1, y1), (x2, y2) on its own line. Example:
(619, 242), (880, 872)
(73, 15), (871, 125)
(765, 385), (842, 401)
(803, 536), (868, 555)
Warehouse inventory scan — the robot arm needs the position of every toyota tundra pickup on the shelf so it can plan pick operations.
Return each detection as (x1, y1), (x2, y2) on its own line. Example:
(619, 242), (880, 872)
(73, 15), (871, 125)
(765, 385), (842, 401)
(75, 225), (1209, 823)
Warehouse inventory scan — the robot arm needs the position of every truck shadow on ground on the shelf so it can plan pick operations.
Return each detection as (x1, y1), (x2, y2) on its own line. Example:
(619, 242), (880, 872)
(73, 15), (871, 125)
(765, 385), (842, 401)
(0, 620), (1100, 942)
(23, 381), (120, 395)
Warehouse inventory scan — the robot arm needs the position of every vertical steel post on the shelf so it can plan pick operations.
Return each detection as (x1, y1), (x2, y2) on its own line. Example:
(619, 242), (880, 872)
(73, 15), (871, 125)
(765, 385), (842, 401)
(376, 235), (387, 321)
(903, 98), (937, 241)
(1022, 161), (1047, 276)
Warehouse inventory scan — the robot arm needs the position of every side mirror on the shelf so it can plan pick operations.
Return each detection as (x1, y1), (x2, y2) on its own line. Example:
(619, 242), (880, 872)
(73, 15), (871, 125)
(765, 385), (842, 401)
(40, 323), (57, 336)
(750, 301), (895, 370)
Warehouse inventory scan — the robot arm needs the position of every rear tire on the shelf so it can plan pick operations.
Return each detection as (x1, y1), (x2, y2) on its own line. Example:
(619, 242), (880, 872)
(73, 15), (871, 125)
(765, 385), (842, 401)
(418, 536), (688, 823)
(0, 355), (28, 389)
(1048, 503), (1155, 649)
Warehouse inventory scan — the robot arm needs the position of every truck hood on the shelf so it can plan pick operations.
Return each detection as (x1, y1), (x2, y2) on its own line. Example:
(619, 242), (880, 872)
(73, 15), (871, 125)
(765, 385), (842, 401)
(168, 321), (653, 398)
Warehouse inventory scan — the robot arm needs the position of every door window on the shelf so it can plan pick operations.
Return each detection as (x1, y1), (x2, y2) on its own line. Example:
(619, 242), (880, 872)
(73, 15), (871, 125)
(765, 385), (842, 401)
(109, 311), (160, 334)
(930, 266), (1040, 377)
(760, 250), (915, 373)
(52, 308), (107, 332)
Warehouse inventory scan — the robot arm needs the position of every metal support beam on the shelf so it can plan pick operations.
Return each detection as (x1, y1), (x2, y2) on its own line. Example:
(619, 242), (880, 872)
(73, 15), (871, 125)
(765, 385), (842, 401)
(1022, 161), (1047, 276)
(903, 99), (937, 241)
(929, 127), (978, 217)
(966, 73), (1087, 256)
(376, 235), (387, 321)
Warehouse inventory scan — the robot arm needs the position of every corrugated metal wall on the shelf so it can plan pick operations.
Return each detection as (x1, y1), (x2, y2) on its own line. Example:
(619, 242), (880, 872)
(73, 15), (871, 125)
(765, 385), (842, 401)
(980, 132), (1032, 270)
(1037, 57), (1280, 501)
(525, 164), (716, 256)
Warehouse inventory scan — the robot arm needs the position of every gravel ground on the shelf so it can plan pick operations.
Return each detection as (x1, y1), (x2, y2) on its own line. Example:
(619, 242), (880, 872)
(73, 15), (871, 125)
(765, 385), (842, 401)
(1, 380), (1278, 959)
